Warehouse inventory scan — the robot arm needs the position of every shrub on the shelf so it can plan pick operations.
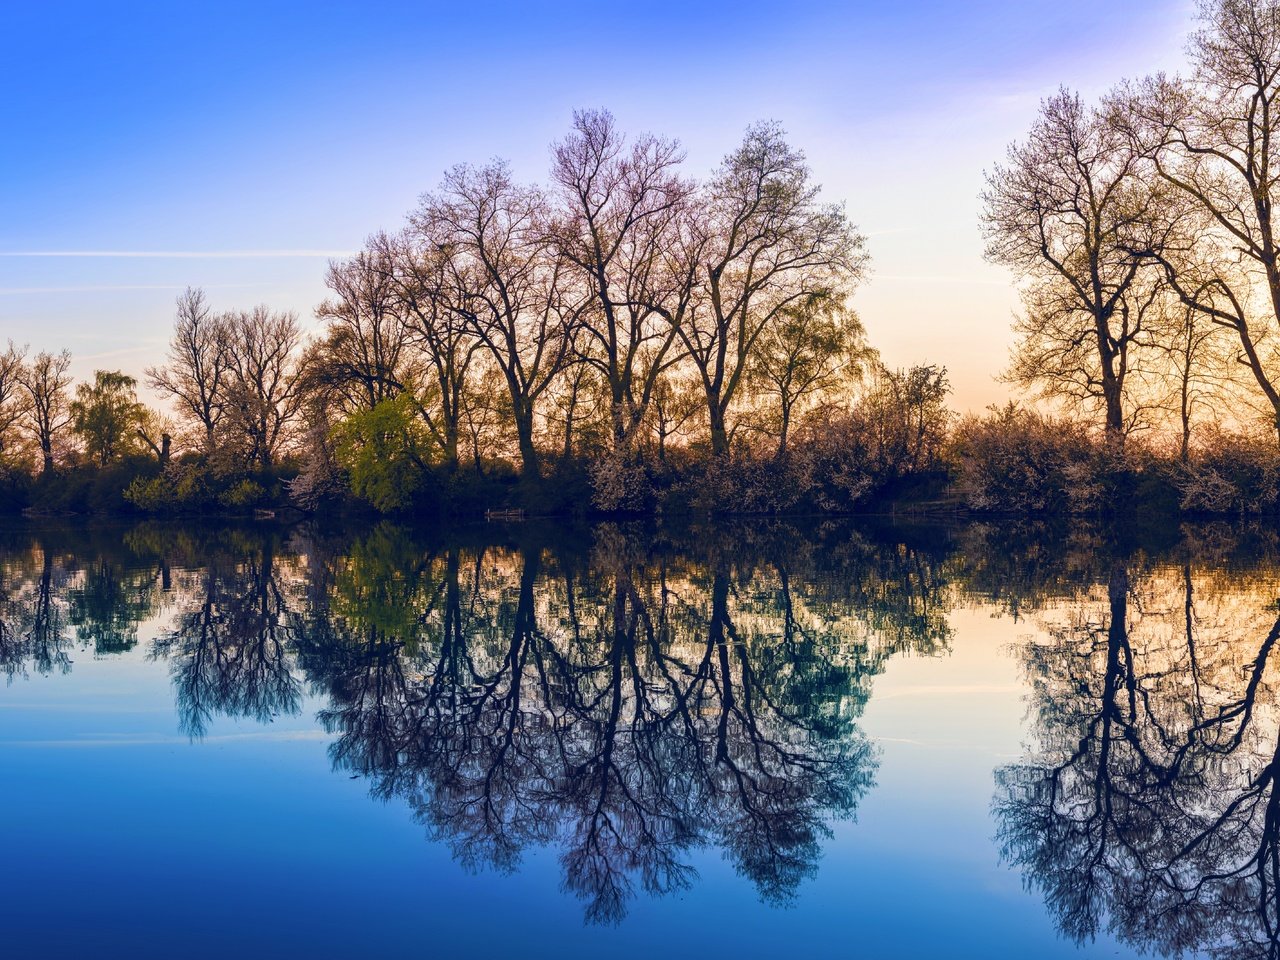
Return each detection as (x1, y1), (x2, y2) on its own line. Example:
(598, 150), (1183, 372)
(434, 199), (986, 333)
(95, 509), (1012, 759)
(1175, 427), (1280, 515)
(218, 479), (267, 509)
(949, 404), (1112, 514)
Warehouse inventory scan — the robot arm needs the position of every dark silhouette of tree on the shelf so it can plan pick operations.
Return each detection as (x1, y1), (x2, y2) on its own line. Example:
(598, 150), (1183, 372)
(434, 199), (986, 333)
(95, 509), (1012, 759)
(152, 535), (302, 737)
(984, 89), (1178, 446)
(0, 538), (72, 678)
(19, 349), (73, 475)
(0, 340), (29, 460)
(66, 555), (159, 654)
(689, 122), (867, 457)
(293, 523), (935, 923)
(223, 306), (309, 469)
(550, 109), (698, 456)
(374, 229), (482, 472)
(146, 287), (232, 452)
(1120, 0), (1280, 442)
(415, 163), (585, 481)
(312, 245), (410, 413)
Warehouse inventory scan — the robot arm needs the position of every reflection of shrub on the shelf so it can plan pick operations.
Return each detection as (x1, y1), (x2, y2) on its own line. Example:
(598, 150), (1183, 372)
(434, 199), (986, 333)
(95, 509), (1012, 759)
(1175, 428), (1280, 515)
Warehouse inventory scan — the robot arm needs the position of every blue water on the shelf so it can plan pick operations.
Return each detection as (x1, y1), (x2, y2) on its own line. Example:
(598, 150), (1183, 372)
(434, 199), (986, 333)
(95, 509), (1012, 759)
(0, 520), (1262, 958)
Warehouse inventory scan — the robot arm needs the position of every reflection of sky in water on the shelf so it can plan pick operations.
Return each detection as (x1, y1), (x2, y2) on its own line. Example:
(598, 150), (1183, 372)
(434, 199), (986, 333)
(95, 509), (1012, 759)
(0, 524), (1252, 959)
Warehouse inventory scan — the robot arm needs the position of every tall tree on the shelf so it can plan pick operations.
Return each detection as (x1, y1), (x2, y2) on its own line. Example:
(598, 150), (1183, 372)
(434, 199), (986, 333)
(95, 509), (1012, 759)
(19, 350), (73, 475)
(689, 122), (867, 456)
(147, 287), (231, 452)
(749, 292), (868, 457)
(0, 341), (29, 459)
(224, 307), (308, 469)
(375, 229), (481, 472)
(550, 109), (698, 455)
(1156, 303), (1229, 461)
(415, 162), (583, 481)
(313, 245), (409, 412)
(1121, 0), (1280, 442)
(983, 89), (1171, 447)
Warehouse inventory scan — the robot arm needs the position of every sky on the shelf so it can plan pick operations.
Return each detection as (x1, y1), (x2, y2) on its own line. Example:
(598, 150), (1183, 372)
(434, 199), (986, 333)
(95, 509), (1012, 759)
(0, 0), (1195, 411)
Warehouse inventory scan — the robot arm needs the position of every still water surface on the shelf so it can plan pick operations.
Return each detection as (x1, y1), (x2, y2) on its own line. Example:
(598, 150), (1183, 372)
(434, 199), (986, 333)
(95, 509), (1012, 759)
(1, 518), (1275, 958)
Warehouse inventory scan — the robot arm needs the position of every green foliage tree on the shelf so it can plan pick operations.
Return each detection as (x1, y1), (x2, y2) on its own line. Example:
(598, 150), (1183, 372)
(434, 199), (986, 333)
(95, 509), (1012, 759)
(749, 291), (869, 456)
(70, 370), (146, 467)
(332, 393), (431, 511)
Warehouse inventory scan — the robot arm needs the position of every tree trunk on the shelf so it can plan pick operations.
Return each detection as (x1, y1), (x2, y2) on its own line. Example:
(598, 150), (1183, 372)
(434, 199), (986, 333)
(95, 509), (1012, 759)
(514, 404), (540, 483)
(708, 400), (729, 458)
(441, 428), (459, 473)
(561, 379), (579, 465)
(776, 402), (792, 459)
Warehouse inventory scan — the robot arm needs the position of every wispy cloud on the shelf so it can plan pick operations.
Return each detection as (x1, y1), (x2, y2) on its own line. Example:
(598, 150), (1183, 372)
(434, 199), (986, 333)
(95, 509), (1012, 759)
(872, 274), (1008, 287)
(0, 283), (271, 295)
(76, 345), (166, 362)
(0, 250), (351, 259)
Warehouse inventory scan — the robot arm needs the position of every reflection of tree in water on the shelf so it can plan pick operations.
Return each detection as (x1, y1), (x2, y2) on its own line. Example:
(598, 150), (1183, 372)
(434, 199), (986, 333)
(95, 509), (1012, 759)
(0, 519), (949, 922)
(996, 554), (1280, 959)
(151, 530), (304, 737)
(67, 558), (162, 654)
(292, 522), (949, 922)
(0, 538), (73, 678)
(0, 527), (170, 676)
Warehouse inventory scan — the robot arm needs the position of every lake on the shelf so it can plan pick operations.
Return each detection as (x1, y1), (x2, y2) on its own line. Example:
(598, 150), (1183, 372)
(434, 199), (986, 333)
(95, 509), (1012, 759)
(0, 517), (1275, 959)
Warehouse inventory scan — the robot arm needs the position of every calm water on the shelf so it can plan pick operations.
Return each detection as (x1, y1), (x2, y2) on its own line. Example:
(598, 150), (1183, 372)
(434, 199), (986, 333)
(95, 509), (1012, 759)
(1, 518), (1277, 959)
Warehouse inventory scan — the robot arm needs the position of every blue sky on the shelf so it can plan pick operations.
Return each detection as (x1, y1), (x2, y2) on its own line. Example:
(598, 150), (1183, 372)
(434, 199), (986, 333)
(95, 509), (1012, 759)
(0, 0), (1192, 408)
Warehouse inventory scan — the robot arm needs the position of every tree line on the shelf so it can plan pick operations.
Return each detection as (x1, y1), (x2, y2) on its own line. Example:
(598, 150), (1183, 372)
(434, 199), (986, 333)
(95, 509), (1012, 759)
(0, 111), (957, 516)
(301, 109), (875, 509)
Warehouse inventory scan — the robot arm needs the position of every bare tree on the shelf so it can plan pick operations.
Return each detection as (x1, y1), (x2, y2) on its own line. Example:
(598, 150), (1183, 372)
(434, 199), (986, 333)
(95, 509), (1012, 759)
(1120, 0), (1280, 442)
(550, 109), (698, 455)
(147, 287), (232, 453)
(647, 371), (701, 463)
(375, 229), (482, 472)
(0, 341), (29, 459)
(415, 162), (584, 481)
(984, 89), (1172, 447)
(313, 244), (410, 412)
(224, 307), (309, 469)
(547, 355), (601, 465)
(19, 349), (73, 474)
(1156, 302), (1230, 460)
(688, 122), (867, 457)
